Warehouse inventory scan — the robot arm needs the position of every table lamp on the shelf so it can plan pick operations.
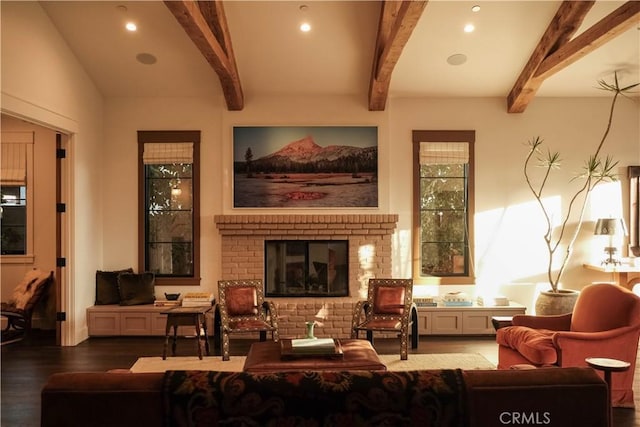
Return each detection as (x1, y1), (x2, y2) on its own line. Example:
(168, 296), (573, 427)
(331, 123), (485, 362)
(594, 218), (627, 265)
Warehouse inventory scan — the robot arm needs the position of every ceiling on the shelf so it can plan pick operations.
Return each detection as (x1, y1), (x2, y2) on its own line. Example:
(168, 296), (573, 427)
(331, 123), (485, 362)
(39, 1), (640, 112)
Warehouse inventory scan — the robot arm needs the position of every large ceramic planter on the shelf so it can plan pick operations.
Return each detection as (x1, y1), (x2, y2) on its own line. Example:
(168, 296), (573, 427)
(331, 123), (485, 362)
(535, 289), (580, 315)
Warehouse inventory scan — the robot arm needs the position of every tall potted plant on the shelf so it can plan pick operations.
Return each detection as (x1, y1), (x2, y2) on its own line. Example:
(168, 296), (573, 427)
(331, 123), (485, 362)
(524, 73), (638, 314)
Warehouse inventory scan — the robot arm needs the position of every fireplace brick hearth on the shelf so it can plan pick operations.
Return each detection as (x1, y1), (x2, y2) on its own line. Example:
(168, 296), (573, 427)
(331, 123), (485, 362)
(214, 214), (398, 338)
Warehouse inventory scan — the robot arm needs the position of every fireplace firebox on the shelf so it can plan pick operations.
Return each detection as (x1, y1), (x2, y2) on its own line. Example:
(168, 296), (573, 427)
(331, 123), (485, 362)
(264, 240), (349, 297)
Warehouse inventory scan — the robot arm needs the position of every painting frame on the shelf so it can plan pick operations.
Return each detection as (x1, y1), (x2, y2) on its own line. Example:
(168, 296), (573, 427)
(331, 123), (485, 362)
(233, 126), (378, 208)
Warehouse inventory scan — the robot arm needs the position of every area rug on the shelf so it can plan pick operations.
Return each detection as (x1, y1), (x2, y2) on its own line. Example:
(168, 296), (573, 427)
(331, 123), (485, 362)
(130, 352), (495, 373)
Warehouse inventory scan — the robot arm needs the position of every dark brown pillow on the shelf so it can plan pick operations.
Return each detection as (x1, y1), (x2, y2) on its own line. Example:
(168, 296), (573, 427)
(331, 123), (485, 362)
(95, 268), (133, 305)
(117, 272), (155, 306)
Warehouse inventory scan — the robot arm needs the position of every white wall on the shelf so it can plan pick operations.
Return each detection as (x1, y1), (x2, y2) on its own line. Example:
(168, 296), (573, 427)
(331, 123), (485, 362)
(389, 96), (640, 302)
(103, 93), (639, 315)
(103, 96), (225, 294)
(1, 1), (104, 345)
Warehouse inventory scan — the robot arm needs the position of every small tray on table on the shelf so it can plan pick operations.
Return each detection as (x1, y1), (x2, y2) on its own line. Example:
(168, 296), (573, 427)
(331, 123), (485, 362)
(280, 338), (344, 360)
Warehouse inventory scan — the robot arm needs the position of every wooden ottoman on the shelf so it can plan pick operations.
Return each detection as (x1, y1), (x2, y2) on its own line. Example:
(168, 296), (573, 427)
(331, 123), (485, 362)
(243, 338), (387, 372)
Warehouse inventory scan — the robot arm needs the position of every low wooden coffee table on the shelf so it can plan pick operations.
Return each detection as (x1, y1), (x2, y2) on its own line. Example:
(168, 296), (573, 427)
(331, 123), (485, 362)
(243, 338), (387, 372)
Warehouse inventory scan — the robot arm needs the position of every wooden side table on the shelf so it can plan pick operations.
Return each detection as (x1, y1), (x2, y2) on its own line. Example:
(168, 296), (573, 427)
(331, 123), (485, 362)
(585, 356), (630, 424)
(161, 306), (212, 360)
(583, 263), (640, 290)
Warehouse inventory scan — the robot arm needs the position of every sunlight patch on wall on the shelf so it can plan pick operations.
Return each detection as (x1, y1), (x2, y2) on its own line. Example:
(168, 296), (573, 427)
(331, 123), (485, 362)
(313, 304), (330, 327)
(357, 244), (375, 298)
(474, 197), (560, 295)
(392, 228), (412, 278)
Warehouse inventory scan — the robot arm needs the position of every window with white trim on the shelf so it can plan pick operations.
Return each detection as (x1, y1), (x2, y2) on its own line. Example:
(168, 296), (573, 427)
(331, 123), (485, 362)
(413, 130), (475, 284)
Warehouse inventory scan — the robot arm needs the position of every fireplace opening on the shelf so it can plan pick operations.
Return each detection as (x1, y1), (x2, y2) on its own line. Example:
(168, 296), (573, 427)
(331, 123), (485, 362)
(264, 240), (349, 297)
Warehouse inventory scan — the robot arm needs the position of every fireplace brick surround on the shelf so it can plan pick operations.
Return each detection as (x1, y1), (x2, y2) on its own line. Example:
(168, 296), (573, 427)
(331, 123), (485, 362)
(214, 214), (398, 338)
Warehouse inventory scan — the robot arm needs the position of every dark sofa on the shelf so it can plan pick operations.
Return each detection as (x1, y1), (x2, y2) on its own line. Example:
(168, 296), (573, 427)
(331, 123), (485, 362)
(41, 367), (610, 427)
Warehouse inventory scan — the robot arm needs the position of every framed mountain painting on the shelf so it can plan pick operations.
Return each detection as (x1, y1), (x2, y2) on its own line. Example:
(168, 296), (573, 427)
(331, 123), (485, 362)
(233, 126), (378, 208)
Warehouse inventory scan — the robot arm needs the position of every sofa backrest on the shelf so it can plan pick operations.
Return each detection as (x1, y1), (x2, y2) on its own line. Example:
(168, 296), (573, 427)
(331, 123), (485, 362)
(41, 368), (610, 427)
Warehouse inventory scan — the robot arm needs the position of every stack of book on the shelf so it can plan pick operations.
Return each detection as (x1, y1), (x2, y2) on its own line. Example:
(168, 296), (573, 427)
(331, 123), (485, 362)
(442, 292), (473, 307)
(290, 338), (337, 355)
(154, 299), (181, 307)
(181, 292), (214, 307)
(414, 297), (437, 307)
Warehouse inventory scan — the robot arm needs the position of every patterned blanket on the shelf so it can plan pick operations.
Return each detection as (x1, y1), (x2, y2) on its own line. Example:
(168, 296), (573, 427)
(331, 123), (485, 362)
(163, 369), (467, 426)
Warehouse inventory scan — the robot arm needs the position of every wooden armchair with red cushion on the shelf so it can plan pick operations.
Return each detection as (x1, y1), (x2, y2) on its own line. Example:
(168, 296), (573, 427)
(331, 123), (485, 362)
(215, 279), (279, 361)
(351, 278), (418, 360)
(496, 282), (640, 407)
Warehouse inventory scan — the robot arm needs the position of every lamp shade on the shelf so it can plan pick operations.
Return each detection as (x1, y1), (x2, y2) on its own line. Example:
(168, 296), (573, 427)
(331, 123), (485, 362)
(594, 218), (628, 236)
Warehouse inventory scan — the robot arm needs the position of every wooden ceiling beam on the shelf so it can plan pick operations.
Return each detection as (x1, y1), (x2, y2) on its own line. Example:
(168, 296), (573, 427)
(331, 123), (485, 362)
(507, 1), (594, 114)
(535, 1), (640, 80)
(164, 0), (244, 111)
(369, 0), (427, 111)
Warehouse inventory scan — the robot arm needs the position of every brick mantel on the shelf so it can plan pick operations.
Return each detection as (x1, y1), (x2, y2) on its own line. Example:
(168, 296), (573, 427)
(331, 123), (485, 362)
(214, 214), (399, 234)
(214, 214), (399, 338)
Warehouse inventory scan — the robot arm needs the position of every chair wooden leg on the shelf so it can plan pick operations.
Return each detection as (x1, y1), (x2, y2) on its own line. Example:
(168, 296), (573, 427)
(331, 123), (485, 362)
(259, 331), (266, 342)
(222, 331), (231, 361)
(366, 330), (374, 345)
(400, 332), (408, 360)
(213, 307), (221, 351)
(411, 308), (419, 349)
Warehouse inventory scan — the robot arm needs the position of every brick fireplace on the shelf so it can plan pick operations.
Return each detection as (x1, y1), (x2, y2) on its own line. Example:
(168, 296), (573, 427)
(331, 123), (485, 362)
(214, 214), (398, 338)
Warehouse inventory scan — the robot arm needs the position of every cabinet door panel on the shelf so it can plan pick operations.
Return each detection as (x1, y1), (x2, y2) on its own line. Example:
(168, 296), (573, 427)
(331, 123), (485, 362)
(462, 312), (492, 334)
(88, 312), (120, 336)
(431, 312), (462, 334)
(121, 313), (151, 335)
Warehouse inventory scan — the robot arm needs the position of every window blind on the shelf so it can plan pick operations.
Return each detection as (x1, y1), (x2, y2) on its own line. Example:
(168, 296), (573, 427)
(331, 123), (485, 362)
(420, 142), (469, 165)
(1, 143), (28, 185)
(143, 142), (193, 164)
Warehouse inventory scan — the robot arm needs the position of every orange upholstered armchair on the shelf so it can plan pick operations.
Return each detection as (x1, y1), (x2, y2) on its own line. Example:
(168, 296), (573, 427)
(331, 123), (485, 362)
(496, 283), (640, 407)
(214, 279), (279, 361)
(351, 278), (418, 360)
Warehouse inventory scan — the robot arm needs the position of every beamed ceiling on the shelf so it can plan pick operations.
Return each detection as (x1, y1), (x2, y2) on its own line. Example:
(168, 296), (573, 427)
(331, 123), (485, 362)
(39, 1), (640, 113)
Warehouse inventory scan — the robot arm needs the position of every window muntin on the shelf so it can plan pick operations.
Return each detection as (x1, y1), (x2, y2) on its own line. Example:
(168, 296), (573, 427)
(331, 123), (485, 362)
(413, 131), (475, 284)
(145, 163), (193, 276)
(1, 137), (34, 261)
(1, 185), (27, 255)
(419, 162), (468, 275)
(138, 131), (200, 285)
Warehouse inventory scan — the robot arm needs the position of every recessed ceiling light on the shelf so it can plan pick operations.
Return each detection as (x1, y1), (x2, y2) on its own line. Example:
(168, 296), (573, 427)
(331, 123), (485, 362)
(464, 23), (475, 33)
(136, 53), (157, 65)
(125, 22), (137, 32)
(300, 22), (311, 32)
(471, 5), (481, 12)
(447, 54), (467, 66)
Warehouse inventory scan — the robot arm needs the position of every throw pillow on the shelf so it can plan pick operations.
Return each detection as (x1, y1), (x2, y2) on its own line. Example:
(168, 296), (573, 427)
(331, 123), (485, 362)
(496, 326), (557, 365)
(118, 272), (155, 306)
(95, 268), (133, 305)
(11, 269), (52, 310)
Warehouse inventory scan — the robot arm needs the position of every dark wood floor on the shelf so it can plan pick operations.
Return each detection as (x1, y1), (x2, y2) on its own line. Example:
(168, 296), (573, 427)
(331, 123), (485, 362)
(1, 331), (638, 426)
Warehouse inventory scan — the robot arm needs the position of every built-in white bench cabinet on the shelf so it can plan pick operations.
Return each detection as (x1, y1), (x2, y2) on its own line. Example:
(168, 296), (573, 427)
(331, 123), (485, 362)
(417, 302), (526, 335)
(87, 305), (214, 336)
